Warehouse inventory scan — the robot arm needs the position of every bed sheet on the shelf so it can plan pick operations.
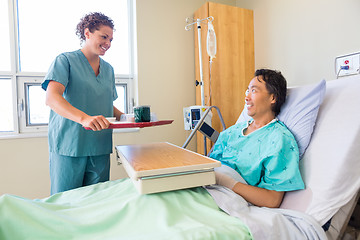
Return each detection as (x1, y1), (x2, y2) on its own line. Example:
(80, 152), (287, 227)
(0, 179), (252, 240)
(206, 185), (327, 240)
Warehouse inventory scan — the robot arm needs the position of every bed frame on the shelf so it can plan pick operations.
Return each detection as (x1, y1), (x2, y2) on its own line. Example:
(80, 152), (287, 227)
(328, 192), (360, 239)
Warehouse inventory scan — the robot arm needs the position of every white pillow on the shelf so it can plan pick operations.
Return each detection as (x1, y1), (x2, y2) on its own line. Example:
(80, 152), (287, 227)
(237, 80), (326, 159)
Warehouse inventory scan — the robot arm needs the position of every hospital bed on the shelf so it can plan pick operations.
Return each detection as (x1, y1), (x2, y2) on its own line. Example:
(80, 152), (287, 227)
(235, 74), (360, 239)
(0, 75), (359, 239)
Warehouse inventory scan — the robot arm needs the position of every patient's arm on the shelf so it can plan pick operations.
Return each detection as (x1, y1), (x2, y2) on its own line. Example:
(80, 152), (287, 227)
(232, 182), (284, 208)
(215, 172), (284, 208)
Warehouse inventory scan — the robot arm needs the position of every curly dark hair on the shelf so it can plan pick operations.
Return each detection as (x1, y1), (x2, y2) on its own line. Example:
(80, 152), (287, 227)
(76, 12), (114, 43)
(254, 69), (287, 116)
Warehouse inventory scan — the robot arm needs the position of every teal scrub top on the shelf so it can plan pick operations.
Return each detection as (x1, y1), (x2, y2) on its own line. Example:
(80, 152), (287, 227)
(42, 50), (118, 157)
(210, 119), (305, 191)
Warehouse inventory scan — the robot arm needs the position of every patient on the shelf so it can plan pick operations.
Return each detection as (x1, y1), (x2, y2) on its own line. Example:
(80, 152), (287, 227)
(210, 69), (304, 208)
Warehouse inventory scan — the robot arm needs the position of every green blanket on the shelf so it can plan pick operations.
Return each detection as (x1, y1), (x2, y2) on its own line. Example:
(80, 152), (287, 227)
(0, 179), (252, 240)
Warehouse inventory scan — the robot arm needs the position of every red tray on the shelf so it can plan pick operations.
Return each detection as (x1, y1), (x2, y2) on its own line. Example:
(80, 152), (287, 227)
(84, 120), (173, 130)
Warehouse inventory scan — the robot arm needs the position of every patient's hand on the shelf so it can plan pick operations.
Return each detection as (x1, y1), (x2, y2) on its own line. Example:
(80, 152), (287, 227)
(215, 171), (284, 207)
(215, 172), (238, 190)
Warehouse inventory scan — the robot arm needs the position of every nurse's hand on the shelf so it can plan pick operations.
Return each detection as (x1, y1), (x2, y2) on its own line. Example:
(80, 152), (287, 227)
(81, 115), (111, 131)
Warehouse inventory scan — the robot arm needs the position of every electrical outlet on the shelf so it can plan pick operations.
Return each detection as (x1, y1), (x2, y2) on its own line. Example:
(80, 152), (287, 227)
(335, 52), (360, 77)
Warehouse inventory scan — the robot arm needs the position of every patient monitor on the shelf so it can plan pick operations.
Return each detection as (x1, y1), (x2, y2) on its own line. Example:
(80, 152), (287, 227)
(183, 105), (219, 142)
(183, 105), (212, 130)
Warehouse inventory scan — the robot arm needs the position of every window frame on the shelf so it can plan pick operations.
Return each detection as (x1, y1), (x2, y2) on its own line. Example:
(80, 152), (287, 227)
(0, 0), (136, 138)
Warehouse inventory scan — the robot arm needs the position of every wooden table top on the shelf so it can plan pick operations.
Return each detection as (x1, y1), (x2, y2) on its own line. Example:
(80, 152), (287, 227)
(116, 142), (221, 179)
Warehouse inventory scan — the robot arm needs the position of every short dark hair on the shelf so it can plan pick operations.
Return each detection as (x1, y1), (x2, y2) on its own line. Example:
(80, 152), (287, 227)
(76, 12), (114, 44)
(254, 69), (287, 116)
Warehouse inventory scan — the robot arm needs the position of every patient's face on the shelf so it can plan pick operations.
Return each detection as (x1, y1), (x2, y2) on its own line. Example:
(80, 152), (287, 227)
(245, 77), (276, 119)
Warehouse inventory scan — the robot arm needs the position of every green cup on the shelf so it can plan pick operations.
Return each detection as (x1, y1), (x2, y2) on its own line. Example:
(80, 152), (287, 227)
(134, 105), (151, 122)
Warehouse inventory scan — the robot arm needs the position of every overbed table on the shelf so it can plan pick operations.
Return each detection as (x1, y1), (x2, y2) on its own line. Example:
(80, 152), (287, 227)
(115, 142), (221, 194)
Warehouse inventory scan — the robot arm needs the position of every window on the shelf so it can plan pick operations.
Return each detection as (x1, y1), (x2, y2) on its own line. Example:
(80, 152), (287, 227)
(27, 84), (49, 125)
(115, 84), (127, 113)
(0, 0), (11, 72)
(0, 78), (14, 132)
(1, 0), (136, 137)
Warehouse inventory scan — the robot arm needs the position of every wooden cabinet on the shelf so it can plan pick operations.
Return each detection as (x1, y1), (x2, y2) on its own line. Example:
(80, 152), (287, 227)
(193, 2), (255, 154)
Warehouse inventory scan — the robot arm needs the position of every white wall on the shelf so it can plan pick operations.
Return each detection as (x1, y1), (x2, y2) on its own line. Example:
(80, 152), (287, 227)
(237, 0), (360, 86)
(0, 0), (236, 199)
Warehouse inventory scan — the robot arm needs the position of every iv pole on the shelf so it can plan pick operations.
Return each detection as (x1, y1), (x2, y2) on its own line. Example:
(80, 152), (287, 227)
(185, 16), (214, 106)
(185, 16), (214, 155)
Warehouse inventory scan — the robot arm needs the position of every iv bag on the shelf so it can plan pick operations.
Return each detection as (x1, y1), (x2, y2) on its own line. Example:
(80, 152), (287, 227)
(207, 21), (217, 60)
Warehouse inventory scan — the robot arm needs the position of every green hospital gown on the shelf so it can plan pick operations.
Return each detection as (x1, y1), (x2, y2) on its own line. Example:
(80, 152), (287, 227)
(210, 119), (305, 191)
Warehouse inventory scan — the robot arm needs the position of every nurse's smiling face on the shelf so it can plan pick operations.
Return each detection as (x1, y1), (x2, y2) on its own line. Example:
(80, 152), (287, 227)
(84, 25), (113, 56)
(245, 76), (276, 120)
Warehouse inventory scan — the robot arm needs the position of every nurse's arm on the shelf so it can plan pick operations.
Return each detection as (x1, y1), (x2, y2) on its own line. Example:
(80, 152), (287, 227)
(113, 106), (123, 121)
(45, 80), (110, 131)
(232, 182), (284, 208)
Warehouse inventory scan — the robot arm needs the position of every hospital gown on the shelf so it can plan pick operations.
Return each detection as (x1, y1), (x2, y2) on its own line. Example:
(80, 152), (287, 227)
(210, 119), (304, 191)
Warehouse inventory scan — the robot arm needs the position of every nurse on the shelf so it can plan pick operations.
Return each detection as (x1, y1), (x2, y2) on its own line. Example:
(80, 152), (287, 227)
(42, 12), (123, 195)
(210, 69), (304, 208)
